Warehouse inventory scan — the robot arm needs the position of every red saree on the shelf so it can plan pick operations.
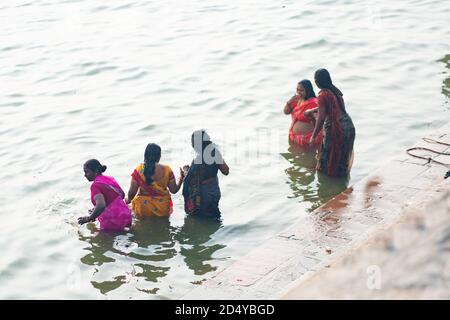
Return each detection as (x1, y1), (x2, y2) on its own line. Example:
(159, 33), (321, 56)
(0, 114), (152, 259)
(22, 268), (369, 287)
(288, 97), (322, 146)
(316, 89), (355, 177)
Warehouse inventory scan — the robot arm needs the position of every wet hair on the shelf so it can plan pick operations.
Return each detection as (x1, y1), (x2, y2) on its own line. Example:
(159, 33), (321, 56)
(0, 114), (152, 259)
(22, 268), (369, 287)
(314, 68), (343, 98)
(298, 79), (316, 100)
(143, 143), (161, 185)
(191, 129), (213, 155)
(84, 159), (107, 174)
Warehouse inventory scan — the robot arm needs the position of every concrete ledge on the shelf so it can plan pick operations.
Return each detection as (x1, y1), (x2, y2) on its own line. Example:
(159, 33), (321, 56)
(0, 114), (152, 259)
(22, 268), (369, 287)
(182, 122), (450, 300)
(279, 179), (450, 299)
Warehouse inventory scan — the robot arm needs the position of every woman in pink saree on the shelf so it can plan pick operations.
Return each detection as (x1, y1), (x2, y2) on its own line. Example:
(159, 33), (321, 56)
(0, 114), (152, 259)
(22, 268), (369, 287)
(78, 159), (132, 231)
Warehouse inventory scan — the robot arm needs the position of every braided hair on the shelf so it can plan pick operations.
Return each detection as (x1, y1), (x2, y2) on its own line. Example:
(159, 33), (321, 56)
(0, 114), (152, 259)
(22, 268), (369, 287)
(143, 143), (161, 185)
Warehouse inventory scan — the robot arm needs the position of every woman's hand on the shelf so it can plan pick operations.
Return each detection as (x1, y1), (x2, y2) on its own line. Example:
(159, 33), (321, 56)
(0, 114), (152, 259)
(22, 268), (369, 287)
(168, 168), (185, 194)
(284, 95), (298, 114)
(79, 208), (95, 224)
(179, 167), (186, 180)
(304, 108), (318, 117)
(78, 216), (93, 225)
(287, 94), (298, 105)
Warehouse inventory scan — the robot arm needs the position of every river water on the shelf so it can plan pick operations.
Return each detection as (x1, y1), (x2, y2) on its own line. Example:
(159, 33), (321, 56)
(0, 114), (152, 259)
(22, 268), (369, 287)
(0, 0), (449, 299)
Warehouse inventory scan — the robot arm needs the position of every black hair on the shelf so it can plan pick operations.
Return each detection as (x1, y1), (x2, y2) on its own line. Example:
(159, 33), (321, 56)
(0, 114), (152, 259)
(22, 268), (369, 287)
(191, 129), (213, 155)
(191, 129), (222, 165)
(298, 79), (316, 100)
(314, 68), (345, 108)
(84, 159), (107, 174)
(143, 143), (161, 185)
(314, 68), (343, 95)
(315, 68), (333, 88)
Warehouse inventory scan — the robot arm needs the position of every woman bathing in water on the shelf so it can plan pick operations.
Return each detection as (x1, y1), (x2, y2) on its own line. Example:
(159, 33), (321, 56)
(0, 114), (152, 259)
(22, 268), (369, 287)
(182, 130), (229, 218)
(309, 68), (355, 177)
(126, 143), (185, 217)
(78, 159), (132, 231)
(284, 79), (323, 147)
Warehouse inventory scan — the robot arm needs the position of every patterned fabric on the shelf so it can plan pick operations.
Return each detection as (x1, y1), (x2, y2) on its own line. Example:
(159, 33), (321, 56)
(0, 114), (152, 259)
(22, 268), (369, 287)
(183, 160), (221, 217)
(183, 160), (202, 215)
(316, 89), (355, 177)
(130, 163), (174, 217)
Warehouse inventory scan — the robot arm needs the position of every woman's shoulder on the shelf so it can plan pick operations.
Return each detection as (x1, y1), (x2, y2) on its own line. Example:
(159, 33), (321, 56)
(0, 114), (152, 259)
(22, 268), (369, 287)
(318, 89), (334, 103)
(156, 163), (173, 175)
(93, 174), (114, 184)
(213, 147), (223, 164)
(90, 180), (104, 193)
(156, 164), (175, 181)
(156, 163), (170, 170)
(318, 89), (333, 97)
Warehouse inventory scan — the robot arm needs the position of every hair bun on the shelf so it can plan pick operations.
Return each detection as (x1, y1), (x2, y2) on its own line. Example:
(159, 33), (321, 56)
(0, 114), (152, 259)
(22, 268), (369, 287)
(101, 165), (107, 173)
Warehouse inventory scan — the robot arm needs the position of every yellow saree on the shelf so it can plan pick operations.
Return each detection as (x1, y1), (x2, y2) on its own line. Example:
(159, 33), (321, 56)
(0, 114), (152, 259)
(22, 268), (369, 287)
(131, 163), (174, 217)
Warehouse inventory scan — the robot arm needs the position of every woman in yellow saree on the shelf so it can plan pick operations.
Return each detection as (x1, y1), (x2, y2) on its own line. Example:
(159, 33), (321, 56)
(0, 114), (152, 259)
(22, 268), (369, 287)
(126, 143), (184, 217)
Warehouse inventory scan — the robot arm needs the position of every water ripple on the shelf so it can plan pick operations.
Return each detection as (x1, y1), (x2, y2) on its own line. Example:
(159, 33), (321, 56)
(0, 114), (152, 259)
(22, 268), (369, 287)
(0, 0), (448, 299)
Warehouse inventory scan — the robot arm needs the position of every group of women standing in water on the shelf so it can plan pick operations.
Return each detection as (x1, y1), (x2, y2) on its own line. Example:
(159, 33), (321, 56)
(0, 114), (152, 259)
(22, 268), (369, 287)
(78, 68), (355, 232)
(285, 68), (355, 177)
(78, 129), (229, 231)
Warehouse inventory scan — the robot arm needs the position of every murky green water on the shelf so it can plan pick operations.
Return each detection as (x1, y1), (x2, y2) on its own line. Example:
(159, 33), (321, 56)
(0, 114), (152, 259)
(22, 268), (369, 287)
(0, 0), (448, 298)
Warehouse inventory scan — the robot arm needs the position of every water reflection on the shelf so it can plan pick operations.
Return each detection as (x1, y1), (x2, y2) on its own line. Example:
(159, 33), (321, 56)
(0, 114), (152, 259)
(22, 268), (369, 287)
(78, 224), (127, 267)
(128, 217), (177, 283)
(316, 172), (350, 207)
(78, 224), (131, 294)
(282, 143), (349, 212)
(176, 216), (225, 276)
(77, 215), (225, 295)
(78, 217), (178, 295)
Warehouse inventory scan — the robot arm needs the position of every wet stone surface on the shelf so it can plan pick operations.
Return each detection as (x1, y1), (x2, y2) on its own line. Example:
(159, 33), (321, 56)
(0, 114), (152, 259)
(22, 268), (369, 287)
(182, 124), (450, 300)
(280, 179), (450, 299)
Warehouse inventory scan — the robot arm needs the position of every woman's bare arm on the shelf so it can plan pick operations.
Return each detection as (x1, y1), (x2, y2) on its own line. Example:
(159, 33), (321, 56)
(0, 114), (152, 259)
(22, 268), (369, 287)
(78, 194), (106, 225)
(284, 102), (292, 114)
(310, 104), (325, 143)
(304, 107), (319, 125)
(304, 107), (319, 117)
(168, 168), (185, 194)
(126, 178), (139, 204)
(283, 95), (297, 114)
(219, 160), (229, 176)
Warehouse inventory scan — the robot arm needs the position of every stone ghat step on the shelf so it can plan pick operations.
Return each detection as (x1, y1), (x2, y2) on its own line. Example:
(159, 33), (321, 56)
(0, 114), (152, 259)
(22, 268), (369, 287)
(182, 122), (450, 300)
(278, 178), (450, 299)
